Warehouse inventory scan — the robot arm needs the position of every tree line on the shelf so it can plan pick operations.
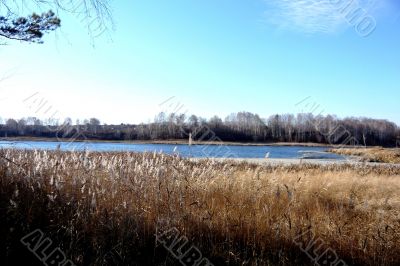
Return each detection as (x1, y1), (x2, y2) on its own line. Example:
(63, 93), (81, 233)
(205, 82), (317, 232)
(0, 112), (399, 147)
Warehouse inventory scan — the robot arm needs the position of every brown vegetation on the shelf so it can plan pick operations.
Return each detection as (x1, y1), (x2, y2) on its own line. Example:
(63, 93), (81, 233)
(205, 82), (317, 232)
(330, 147), (400, 164)
(1, 149), (400, 265)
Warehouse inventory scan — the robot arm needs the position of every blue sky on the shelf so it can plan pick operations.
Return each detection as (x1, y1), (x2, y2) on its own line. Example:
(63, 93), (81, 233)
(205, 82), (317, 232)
(0, 0), (399, 125)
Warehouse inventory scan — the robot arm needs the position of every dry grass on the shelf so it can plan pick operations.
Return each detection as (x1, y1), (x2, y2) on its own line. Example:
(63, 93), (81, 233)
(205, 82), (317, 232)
(1, 149), (400, 265)
(330, 147), (400, 164)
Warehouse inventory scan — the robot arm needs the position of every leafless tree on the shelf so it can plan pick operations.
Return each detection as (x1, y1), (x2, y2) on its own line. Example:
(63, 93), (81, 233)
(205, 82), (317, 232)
(0, 113), (398, 146)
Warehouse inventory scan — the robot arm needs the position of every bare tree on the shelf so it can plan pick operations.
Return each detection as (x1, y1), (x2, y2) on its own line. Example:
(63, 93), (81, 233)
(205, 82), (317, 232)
(188, 115), (199, 128)
(89, 118), (101, 134)
(0, 113), (398, 146)
(209, 116), (223, 128)
(5, 118), (18, 135)
(64, 117), (72, 126)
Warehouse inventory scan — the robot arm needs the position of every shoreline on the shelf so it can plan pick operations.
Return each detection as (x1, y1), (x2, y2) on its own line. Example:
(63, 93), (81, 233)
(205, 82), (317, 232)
(0, 137), (339, 147)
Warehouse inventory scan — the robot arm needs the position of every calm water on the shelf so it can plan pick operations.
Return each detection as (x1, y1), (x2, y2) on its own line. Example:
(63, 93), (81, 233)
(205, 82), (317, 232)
(0, 140), (345, 160)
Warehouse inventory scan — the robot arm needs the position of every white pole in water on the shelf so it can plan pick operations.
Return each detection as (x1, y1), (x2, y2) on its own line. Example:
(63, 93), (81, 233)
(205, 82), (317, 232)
(189, 133), (192, 157)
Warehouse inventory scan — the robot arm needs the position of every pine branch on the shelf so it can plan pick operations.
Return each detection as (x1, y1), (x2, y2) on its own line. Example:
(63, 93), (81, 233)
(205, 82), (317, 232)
(0, 10), (60, 43)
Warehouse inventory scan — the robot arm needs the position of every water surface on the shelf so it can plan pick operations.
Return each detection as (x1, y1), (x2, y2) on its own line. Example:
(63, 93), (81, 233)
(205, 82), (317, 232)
(0, 140), (345, 160)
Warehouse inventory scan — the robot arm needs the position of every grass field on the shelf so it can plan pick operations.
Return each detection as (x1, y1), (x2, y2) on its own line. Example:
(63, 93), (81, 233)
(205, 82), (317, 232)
(1, 149), (400, 265)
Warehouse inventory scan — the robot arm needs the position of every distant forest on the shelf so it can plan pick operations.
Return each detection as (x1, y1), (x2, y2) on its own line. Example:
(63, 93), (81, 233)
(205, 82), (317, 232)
(0, 112), (399, 147)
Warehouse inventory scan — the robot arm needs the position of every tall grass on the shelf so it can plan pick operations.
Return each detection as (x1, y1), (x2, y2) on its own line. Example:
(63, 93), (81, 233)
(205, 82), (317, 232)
(330, 147), (400, 164)
(1, 149), (400, 265)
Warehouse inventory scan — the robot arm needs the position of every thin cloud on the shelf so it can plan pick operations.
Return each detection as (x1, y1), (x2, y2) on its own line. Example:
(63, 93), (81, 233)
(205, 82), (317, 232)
(265, 0), (377, 34)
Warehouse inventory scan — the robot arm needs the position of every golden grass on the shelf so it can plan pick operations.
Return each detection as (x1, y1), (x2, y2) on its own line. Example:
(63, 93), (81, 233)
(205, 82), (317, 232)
(330, 147), (400, 164)
(1, 149), (400, 265)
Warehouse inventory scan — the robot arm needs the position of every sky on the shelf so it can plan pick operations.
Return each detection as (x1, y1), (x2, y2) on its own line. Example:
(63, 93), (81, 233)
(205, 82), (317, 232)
(0, 0), (399, 125)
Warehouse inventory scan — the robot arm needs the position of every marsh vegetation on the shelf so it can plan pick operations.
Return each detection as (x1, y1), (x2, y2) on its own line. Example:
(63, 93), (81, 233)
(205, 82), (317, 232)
(1, 149), (400, 265)
(330, 147), (400, 164)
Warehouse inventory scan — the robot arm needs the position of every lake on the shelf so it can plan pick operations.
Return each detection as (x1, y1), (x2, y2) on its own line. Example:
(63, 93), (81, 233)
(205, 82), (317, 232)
(0, 140), (345, 160)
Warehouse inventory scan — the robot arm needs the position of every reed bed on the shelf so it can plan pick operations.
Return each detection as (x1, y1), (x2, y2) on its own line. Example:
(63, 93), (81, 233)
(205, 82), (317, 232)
(330, 147), (400, 164)
(1, 149), (400, 265)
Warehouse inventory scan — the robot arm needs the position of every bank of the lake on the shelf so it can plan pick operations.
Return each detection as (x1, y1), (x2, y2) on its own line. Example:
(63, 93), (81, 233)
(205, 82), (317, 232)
(0, 136), (335, 147)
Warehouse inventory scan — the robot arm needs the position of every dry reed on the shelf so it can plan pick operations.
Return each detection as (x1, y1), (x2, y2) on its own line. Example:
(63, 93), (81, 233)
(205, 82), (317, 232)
(1, 149), (400, 265)
(330, 147), (400, 164)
